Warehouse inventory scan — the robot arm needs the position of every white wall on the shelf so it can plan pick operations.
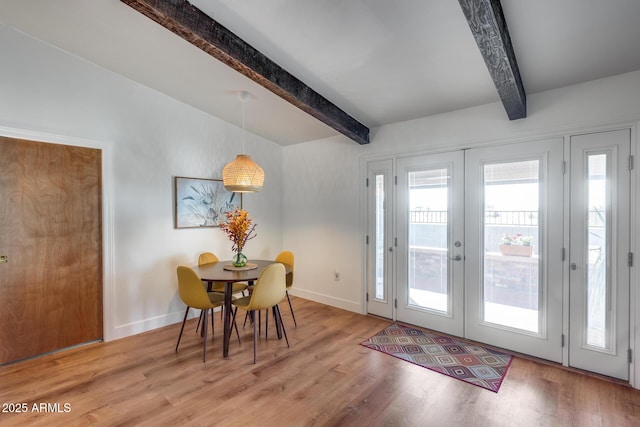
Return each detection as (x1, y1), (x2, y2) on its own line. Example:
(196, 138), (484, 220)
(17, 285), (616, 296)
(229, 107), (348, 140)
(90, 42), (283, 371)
(0, 23), (284, 340)
(284, 68), (640, 309)
(283, 69), (640, 385)
(282, 137), (365, 311)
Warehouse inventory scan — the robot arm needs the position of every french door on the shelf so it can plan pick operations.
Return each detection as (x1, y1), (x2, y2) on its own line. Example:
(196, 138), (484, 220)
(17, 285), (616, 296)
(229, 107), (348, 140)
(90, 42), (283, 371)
(365, 129), (631, 379)
(465, 139), (564, 362)
(395, 152), (464, 336)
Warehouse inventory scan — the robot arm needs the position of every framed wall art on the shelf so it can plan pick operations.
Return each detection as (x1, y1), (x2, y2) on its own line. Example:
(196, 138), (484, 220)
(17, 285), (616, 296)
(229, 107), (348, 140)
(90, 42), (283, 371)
(174, 176), (241, 228)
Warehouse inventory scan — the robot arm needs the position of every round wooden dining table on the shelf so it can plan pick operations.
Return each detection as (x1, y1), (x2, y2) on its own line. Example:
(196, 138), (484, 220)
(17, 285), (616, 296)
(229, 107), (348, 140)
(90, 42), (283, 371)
(191, 260), (291, 358)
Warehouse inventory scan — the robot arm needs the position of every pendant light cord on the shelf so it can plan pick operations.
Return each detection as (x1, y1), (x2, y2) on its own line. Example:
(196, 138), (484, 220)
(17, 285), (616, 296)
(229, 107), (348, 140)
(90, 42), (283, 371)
(242, 97), (246, 155)
(240, 90), (249, 155)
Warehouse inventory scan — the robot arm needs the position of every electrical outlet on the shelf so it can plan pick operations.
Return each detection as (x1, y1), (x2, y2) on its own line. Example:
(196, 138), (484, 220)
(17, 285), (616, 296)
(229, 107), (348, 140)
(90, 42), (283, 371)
(334, 271), (340, 281)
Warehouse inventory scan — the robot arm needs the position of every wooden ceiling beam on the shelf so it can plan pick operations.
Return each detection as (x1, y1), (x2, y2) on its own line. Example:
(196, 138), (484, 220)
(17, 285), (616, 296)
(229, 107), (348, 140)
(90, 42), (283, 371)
(458, 0), (526, 120)
(121, 0), (369, 144)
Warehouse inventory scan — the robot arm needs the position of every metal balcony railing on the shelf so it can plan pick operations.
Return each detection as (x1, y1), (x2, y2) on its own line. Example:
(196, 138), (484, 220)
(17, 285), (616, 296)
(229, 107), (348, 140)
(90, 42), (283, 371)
(410, 210), (448, 224)
(484, 211), (538, 226)
(409, 210), (538, 225)
(410, 210), (604, 227)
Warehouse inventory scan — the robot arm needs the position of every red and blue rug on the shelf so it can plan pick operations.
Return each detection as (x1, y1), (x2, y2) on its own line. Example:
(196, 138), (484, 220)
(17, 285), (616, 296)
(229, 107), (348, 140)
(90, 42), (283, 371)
(360, 323), (513, 393)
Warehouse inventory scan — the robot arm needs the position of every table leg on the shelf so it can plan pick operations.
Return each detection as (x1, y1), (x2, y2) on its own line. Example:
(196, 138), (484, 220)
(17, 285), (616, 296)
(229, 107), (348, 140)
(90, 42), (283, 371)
(223, 281), (233, 357)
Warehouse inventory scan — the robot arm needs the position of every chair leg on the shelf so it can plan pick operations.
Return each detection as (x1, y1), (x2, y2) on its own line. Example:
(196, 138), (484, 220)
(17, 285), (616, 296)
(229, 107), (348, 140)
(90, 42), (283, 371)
(176, 307), (190, 352)
(286, 290), (297, 327)
(195, 310), (203, 333)
(231, 307), (241, 345)
(275, 305), (289, 347)
(243, 310), (254, 329)
(233, 308), (241, 344)
(199, 308), (216, 337)
(242, 287), (252, 327)
(265, 309), (275, 338)
(260, 309), (269, 336)
(270, 308), (281, 339)
(253, 310), (258, 364)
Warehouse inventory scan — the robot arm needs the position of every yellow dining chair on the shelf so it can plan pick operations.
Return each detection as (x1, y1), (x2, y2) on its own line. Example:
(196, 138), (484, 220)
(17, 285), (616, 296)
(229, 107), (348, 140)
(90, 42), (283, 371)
(197, 252), (248, 331)
(275, 251), (297, 327)
(243, 251), (297, 331)
(231, 263), (289, 363)
(175, 266), (240, 362)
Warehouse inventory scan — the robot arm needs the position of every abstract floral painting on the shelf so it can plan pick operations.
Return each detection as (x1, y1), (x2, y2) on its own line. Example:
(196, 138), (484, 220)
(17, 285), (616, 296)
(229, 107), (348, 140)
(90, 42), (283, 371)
(174, 177), (241, 228)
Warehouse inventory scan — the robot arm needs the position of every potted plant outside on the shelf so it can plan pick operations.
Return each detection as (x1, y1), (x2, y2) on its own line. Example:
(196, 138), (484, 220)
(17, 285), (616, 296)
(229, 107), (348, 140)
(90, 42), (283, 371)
(499, 233), (534, 257)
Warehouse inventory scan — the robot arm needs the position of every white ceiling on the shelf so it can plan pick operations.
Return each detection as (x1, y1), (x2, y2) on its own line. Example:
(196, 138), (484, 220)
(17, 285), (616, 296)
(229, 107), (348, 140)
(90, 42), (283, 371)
(1, 0), (640, 145)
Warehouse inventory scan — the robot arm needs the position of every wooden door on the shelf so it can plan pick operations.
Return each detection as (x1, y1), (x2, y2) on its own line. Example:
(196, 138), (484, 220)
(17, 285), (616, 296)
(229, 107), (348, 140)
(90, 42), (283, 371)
(0, 136), (102, 364)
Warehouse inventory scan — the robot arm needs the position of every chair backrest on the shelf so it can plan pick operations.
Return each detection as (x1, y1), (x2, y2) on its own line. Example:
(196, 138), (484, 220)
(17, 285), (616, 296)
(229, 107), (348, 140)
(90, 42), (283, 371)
(275, 251), (294, 288)
(198, 252), (219, 265)
(177, 266), (215, 309)
(245, 263), (286, 311)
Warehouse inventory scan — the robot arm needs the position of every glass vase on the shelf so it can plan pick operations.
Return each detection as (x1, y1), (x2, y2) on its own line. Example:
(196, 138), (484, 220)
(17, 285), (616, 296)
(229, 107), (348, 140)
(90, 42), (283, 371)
(232, 251), (248, 267)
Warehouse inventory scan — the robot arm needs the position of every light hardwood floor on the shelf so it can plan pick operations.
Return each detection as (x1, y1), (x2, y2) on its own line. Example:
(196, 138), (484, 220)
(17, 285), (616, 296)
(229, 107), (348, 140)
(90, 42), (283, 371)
(1, 297), (640, 426)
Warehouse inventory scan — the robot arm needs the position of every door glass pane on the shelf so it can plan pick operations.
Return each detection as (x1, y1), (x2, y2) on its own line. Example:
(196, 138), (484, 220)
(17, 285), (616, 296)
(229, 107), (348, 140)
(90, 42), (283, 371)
(408, 168), (449, 312)
(586, 154), (608, 348)
(375, 174), (385, 300)
(483, 160), (540, 333)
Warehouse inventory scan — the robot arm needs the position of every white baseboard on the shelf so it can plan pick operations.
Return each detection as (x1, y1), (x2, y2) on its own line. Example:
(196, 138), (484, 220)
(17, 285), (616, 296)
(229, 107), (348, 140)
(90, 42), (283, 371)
(289, 288), (362, 314)
(110, 291), (360, 341)
(112, 307), (219, 340)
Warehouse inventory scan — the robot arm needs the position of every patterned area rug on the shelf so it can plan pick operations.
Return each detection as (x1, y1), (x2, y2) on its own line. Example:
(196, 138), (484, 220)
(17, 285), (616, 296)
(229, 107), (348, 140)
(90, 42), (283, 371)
(360, 323), (513, 393)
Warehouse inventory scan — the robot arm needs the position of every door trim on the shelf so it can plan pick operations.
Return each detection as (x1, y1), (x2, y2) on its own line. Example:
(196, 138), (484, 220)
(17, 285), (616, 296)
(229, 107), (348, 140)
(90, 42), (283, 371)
(632, 122), (639, 389)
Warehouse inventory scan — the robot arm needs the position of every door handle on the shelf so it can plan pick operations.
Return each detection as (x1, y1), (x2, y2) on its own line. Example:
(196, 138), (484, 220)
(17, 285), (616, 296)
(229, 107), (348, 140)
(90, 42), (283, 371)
(570, 262), (577, 270)
(449, 255), (462, 261)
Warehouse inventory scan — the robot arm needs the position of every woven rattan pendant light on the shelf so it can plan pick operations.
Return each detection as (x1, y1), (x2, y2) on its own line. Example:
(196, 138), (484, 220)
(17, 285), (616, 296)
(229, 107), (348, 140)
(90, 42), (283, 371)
(223, 91), (264, 193)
